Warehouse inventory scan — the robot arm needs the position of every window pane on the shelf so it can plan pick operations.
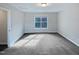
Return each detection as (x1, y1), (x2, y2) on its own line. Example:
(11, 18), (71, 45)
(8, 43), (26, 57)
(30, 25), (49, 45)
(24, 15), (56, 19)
(42, 17), (47, 22)
(35, 17), (40, 22)
(42, 22), (47, 28)
(35, 23), (40, 28)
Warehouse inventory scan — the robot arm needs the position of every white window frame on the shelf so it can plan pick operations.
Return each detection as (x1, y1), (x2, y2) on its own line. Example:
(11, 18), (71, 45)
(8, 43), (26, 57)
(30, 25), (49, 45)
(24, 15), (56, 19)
(34, 16), (48, 29)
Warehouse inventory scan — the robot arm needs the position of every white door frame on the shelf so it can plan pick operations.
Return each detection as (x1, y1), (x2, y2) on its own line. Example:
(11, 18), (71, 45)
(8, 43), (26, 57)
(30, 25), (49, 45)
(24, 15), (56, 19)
(0, 7), (11, 47)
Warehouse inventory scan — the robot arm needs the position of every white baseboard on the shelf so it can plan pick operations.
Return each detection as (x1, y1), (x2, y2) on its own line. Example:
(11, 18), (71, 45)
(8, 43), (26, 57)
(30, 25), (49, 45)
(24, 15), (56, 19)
(25, 32), (57, 33)
(58, 32), (79, 47)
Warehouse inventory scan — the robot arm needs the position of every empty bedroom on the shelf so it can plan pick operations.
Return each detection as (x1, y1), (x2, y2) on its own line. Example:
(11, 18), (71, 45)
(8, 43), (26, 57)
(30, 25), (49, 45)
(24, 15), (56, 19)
(0, 3), (79, 55)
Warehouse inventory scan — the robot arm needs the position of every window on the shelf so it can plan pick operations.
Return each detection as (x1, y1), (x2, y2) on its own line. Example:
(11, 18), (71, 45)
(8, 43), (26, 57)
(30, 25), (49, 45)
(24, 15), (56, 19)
(35, 17), (47, 28)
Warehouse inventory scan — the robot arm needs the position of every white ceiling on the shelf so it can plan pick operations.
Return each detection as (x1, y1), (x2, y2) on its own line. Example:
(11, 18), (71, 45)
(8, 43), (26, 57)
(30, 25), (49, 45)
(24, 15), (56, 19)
(9, 3), (64, 12)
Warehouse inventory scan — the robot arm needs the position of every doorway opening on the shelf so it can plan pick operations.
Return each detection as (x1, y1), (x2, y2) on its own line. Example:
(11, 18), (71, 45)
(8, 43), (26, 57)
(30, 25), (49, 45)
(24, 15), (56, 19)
(0, 7), (11, 50)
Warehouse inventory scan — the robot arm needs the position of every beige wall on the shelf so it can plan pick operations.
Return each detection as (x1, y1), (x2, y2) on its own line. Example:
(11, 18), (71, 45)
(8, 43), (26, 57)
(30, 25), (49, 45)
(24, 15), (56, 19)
(24, 12), (58, 33)
(10, 10), (24, 46)
(0, 9), (7, 44)
(58, 4), (79, 46)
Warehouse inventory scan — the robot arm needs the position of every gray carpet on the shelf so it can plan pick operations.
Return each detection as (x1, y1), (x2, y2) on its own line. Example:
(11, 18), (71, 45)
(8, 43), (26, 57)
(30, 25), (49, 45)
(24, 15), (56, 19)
(0, 33), (79, 55)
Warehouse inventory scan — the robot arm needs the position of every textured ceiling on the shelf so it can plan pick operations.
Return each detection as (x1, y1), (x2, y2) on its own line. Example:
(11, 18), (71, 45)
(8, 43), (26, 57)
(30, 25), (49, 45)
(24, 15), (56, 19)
(9, 3), (64, 12)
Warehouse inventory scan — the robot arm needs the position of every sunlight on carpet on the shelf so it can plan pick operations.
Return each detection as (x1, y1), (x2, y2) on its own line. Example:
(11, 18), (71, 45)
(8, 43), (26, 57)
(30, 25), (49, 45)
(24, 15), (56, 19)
(13, 34), (44, 48)
(13, 34), (37, 47)
(24, 35), (44, 47)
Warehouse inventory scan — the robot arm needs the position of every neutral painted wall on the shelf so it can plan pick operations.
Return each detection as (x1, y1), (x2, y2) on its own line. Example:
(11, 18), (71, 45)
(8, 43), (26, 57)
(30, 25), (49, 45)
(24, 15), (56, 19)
(0, 9), (7, 44)
(0, 4), (24, 47)
(58, 4), (79, 46)
(24, 12), (58, 33)
(10, 10), (24, 47)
